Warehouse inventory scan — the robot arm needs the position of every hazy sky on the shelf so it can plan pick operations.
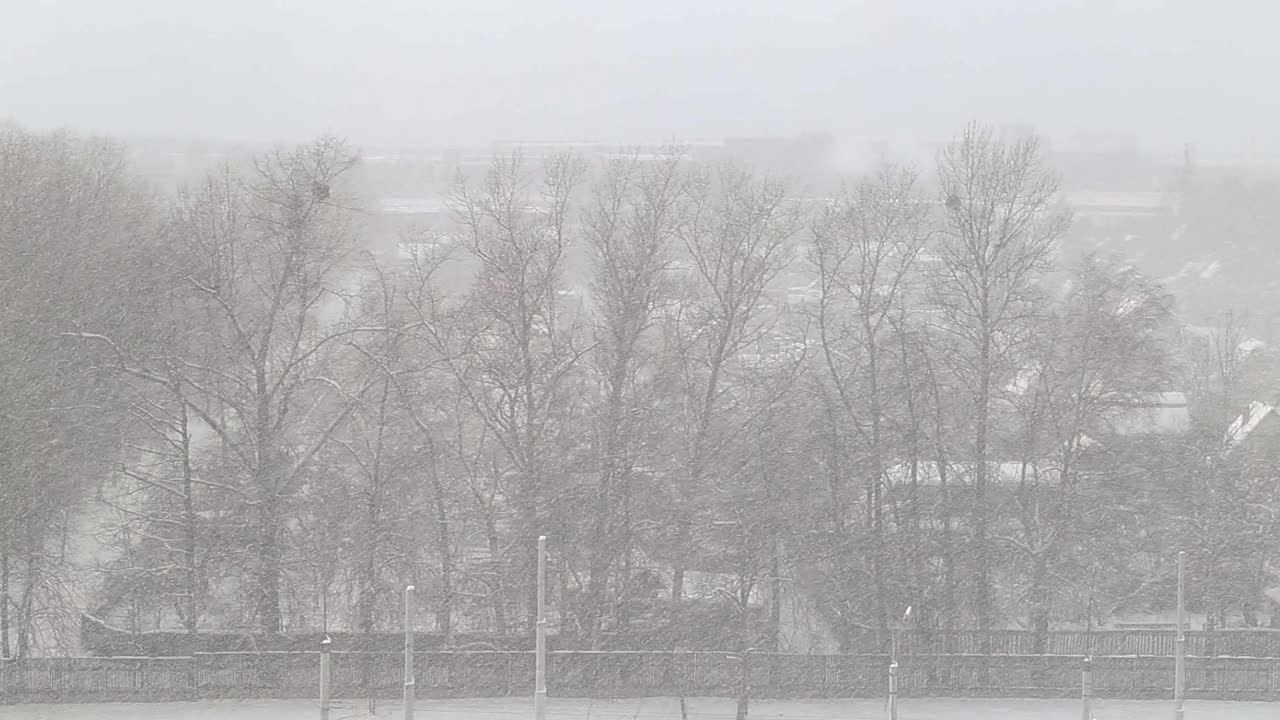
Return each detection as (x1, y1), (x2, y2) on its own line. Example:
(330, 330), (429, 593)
(2, 0), (1277, 153)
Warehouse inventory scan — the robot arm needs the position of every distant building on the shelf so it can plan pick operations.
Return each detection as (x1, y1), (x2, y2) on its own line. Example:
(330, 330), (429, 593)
(1099, 391), (1192, 437)
(1061, 191), (1174, 219)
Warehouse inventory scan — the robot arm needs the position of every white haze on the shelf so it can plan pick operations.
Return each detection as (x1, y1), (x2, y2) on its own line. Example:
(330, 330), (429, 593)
(2, 0), (1278, 154)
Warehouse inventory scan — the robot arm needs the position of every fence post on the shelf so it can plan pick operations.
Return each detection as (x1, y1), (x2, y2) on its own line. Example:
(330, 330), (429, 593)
(888, 660), (899, 720)
(1204, 613), (1216, 695)
(735, 650), (751, 720)
(534, 535), (547, 720)
(404, 585), (416, 720)
(1175, 551), (1185, 720)
(187, 653), (198, 702)
(319, 636), (332, 720)
(1081, 656), (1093, 720)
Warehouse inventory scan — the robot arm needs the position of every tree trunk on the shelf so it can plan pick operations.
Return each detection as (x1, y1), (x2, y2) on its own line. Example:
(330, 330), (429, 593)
(898, 329), (926, 628)
(433, 493), (454, 642)
(937, 458), (956, 652)
(179, 400), (199, 637)
(585, 373), (628, 644)
(1, 546), (9, 659)
(408, 392), (454, 642)
(252, 360), (283, 635)
(672, 330), (729, 638)
(485, 514), (507, 633)
(973, 330), (993, 647)
(182, 501), (198, 636)
(1030, 552), (1050, 654)
(359, 377), (392, 637)
(618, 473), (634, 636)
(925, 349), (956, 653)
(769, 541), (782, 652)
(255, 500), (283, 634)
(761, 435), (783, 654)
(357, 487), (378, 636)
(427, 471), (453, 638)
(17, 551), (36, 659)
(670, 507), (692, 631)
(863, 321), (890, 633)
(736, 669), (750, 720)
(523, 507), (540, 636)
(819, 393), (847, 536)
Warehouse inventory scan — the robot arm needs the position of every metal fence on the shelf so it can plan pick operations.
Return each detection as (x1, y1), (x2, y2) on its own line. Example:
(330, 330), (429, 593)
(3, 652), (1280, 704)
(79, 617), (1280, 658)
(849, 629), (1280, 657)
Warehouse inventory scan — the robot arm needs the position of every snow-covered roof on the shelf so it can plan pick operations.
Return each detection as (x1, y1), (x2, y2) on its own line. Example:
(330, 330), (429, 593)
(1062, 191), (1169, 209)
(1061, 191), (1171, 217)
(1224, 401), (1277, 451)
(884, 461), (1062, 487)
(379, 196), (448, 215)
(1238, 338), (1267, 358)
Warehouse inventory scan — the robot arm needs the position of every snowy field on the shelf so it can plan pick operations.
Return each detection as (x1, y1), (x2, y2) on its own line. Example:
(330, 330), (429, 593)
(5, 697), (1279, 719)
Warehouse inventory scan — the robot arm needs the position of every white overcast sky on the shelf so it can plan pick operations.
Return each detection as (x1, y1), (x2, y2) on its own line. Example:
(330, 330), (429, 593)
(1, 0), (1277, 152)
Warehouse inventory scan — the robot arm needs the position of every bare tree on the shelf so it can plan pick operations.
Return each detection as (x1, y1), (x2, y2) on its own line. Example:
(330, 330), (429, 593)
(429, 153), (587, 632)
(931, 123), (1068, 635)
(578, 149), (685, 641)
(0, 126), (161, 656)
(323, 277), (419, 636)
(1002, 255), (1173, 650)
(809, 164), (930, 630)
(351, 255), (461, 640)
(666, 164), (798, 628)
(80, 139), (385, 633)
(98, 371), (212, 637)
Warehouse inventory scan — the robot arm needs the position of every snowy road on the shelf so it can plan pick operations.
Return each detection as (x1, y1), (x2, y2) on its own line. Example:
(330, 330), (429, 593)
(5, 697), (1280, 719)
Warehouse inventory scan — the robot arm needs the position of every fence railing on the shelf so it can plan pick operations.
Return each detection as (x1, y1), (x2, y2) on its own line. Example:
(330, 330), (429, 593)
(4, 652), (1280, 704)
(848, 629), (1280, 657)
(80, 616), (1280, 658)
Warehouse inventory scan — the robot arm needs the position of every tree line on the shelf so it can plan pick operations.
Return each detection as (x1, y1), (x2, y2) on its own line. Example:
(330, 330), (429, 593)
(1, 121), (1275, 659)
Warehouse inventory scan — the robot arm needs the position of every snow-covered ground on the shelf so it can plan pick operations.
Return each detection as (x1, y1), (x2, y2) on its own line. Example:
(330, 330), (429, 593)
(5, 697), (1279, 719)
